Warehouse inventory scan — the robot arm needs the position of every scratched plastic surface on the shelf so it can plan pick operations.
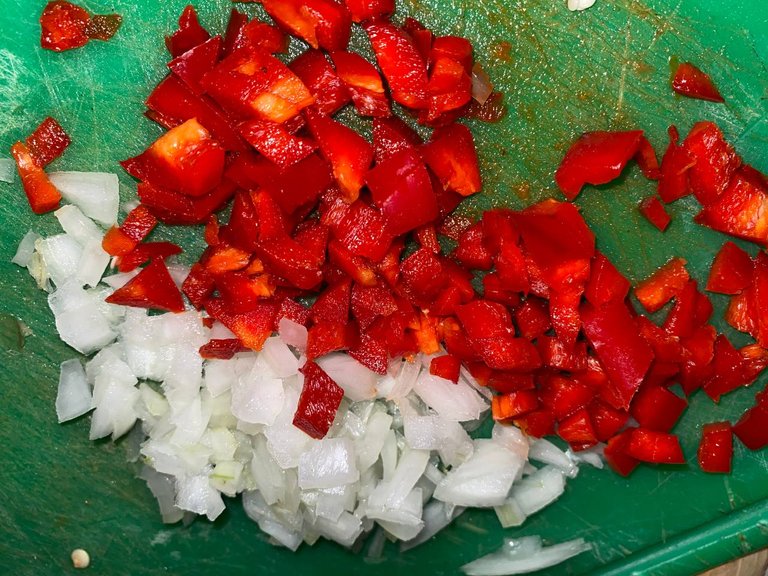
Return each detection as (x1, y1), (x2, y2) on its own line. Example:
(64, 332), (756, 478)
(1, 1), (767, 575)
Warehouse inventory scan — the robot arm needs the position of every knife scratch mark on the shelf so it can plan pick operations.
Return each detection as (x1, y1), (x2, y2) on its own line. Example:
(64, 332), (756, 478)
(614, 21), (632, 119)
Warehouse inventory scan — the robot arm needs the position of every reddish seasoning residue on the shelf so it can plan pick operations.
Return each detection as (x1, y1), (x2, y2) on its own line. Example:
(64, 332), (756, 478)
(467, 92), (508, 123)
(490, 40), (512, 63)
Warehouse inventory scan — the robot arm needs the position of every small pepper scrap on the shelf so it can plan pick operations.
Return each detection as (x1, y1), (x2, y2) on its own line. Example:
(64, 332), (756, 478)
(40, 1), (121, 52)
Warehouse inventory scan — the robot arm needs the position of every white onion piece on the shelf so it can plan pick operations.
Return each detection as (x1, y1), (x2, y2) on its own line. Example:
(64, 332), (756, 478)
(298, 437), (358, 490)
(528, 438), (578, 478)
(76, 238), (110, 287)
(567, 0), (596, 11)
(316, 353), (377, 401)
(510, 465), (566, 516)
(402, 500), (464, 550)
(404, 413), (473, 468)
(48, 171), (119, 226)
(12, 230), (40, 267)
(250, 435), (287, 506)
(0, 157), (15, 183)
(368, 447), (429, 511)
(492, 424), (530, 462)
(494, 496), (527, 528)
(278, 317), (308, 351)
(175, 474), (226, 521)
(462, 537), (591, 575)
(35, 234), (82, 286)
(56, 359), (92, 423)
(262, 336), (300, 379)
(243, 490), (303, 551)
(568, 444), (605, 469)
(387, 359), (421, 400)
(49, 283), (117, 354)
(413, 372), (488, 422)
(139, 466), (184, 524)
(355, 410), (393, 471)
(311, 511), (363, 547)
(264, 381), (314, 469)
(102, 270), (138, 289)
(204, 359), (237, 398)
(54, 205), (103, 245)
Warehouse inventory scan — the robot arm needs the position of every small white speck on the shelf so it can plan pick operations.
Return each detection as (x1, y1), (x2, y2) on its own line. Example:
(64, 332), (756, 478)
(71, 549), (90, 569)
(567, 0), (597, 11)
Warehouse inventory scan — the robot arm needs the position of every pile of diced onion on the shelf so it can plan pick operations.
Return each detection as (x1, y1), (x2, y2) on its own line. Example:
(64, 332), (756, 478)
(11, 170), (593, 573)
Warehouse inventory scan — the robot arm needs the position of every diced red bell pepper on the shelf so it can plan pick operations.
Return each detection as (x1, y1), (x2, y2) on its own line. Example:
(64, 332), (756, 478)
(584, 251), (630, 306)
(581, 299), (654, 410)
(639, 196), (671, 232)
(239, 119), (317, 169)
(218, 191), (260, 252)
(40, 1), (90, 52)
(331, 51), (390, 117)
(294, 361), (345, 439)
(204, 215), (220, 246)
(671, 62), (724, 103)
(372, 116), (422, 164)
(450, 223), (491, 270)
(122, 118), (225, 197)
(706, 241), (754, 294)
(658, 125), (695, 203)
(630, 385), (687, 432)
(256, 235), (324, 290)
(399, 248), (447, 304)
(415, 225), (440, 255)
(342, 0), (394, 22)
(548, 290), (582, 347)
(351, 284), (398, 330)
(604, 429), (640, 476)
(429, 354), (462, 383)
(25, 117), (71, 168)
(199, 243), (251, 275)
(327, 241), (377, 286)
(9, 142), (62, 215)
(402, 17), (432, 60)
(260, 0), (352, 52)
(702, 334), (753, 402)
(682, 121), (741, 206)
(588, 401), (629, 442)
(116, 241), (182, 273)
(277, 297), (311, 327)
(634, 257), (689, 313)
(557, 408), (598, 450)
(513, 409), (556, 439)
(199, 339), (249, 360)
(697, 422), (732, 473)
(168, 36), (222, 95)
(476, 334), (541, 372)
(695, 168), (768, 247)
(741, 344), (768, 384)
(538, 374), (596, 421)
(222, 9), (249, 56)
(223, 10), (287, 56)
(102, 204), (158, 257)
(310, 279), (351, 324)
(492, 390), (538, 421)
(422, 123), (481, 196)
(487, 372), (536, 395)
(626, 428), (685, 464)
(455, 300), (511, 341)
(105, 258), (185, 313)
(364, 21), (429, 109)
(554, 130), (645, 200)
(635, 136), (661, 181)
(423, 56), (472, 123)
(165, 5), (210, 57)
(216, 272), (276, 313)
(137, 178), (237, 226)
(326, 198), (393, 262)
(725, 290), (755, 335)
(366, 149), (437, 235)
(305, 108), (373, 203)
(678, 324), (717, 396)
(206, 298), (278, 350)
(182, 263), (216, 309)
(349, 334), (389, 375)
(636, 316), (682, 363)
(733, 402), (768, 451)
(537, 336), (587, 371)
(306, 320), (358, 359)
(289, 50), (351, 117)
(514, 298), (550, 339)
(661, 279), (703, 339)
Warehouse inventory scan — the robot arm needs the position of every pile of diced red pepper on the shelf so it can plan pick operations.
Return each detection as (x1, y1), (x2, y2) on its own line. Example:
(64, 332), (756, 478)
(14, 2), (768, 473)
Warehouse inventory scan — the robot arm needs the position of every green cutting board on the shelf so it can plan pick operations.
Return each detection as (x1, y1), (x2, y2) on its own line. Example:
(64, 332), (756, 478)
(1, 1), (767, 574)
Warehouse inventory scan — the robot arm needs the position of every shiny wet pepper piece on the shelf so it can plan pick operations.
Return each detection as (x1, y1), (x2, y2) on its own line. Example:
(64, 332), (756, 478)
(706, 241), (754, 295)
(40, 1), (90, 52)
(102, 204), (158, 257)
(671, 62), (724, 103)
(639, 196), (671, 231)
(733, 401), (768, 451)
(698, 422), (733, 473)
(634, 257), (689, 313)
(10, 141), (62, 214)
(105, 258), (185, 313)
(294, 361), (345, 439)
(25, 117), (71, 167)
(626, 428), (685, 464)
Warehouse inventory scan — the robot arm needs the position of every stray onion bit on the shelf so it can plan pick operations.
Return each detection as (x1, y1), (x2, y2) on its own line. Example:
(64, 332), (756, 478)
(71, 548), (90, 569)
(462, 536), (591, 576)
(567, 0), (597, 11)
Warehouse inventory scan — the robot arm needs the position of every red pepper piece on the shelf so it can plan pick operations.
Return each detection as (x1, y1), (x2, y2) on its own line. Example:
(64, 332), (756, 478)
(168, 36), (222, 95)
(428, 354), (461, 383)
(514, 298), (551, 340)
(706, 241), (754, 294)
(635, 136), (660, 180)
(260, 0), (351, 51)
(422, 123), (481, 196)
(423, 55), (472, 123)
(366, 149), (437, 235)
(351, 284), (397, 330)
(702, 334), (753, 402)
(305, 108), (373, 203)
(204, 214), (220, 246)
(589, 401), (629, 443)
(487, 372), (535, 395)
(415, 225), (440, 255)
(661, 279), (700, 338)
(630, 385), (687, 432)
(146, 75), (246, 152)
(455, 300), (511, 340)
(476, 334), (541, 372)
(697, 422), (732, 474)
(492, 390), (539, 421)
(537, 336), (587, 372)
(138, 178), (237, 226)
(289, 50), (351, 117)
(306, 321), (358, 359)
(626, 428), (685, 464)
(639, 196), (671, 231)
(634, 257), (689, 313)
(256, 235), (324, 290)
(331, 51), (391, 117)
(199, 339), (249, 360)
(558, 408), (598, 450)
(217, 191), (260, 252)
(741, 344), (768, 384)
(554, 130), (645, 200)
(182, 263), (216, 309)
(451, 223), (492, 270)
(328, 241), (377, 286)
(165, 5), (210, 57)
(585, 251), (630, 306)
(402, 17), (432, 60)
(116, 242), (182, 273)
(372, 116), (422, 164)
(277, 297), (311, 327)
(25, 117), (71, 168)
(216, 272), (276, 313)
(682, 121), (741, 206)
(40, 1), (90, 52)
(326, 198), (393, 261)
(222, 9), (249, 56)
(349, 334), (389, 375)
(671, 62), (724, 103)
(294, 219), (329, 262)
(9, 142), (62, 215)
(294, 361), (345, 439)
(751, 253), (768, 348)
(695, 168), (768, 247)
(658, 125), (695, 203)
(342, 0), (393, 22)
(538, 374), (596, 421)
(733, 402), (768, 451)
(239, 119), (317, 169)
(581, 300), (654, 411)
(604, 429), (640, 476)
(548, 290), (582, 347)
(365, 21), (429, 109)
(725, 290), (756, 335)
(636, 316), (682, 363)
(514, 409), (556, 439)
(206, 298), (278, 351)
(399, 248), (447, 303)
(106, 258), (185, 313)
(310, 279), (351, 324)
(122, 118), (225, 197)
(200, 243), (251, 275)
(223, 10), (287, 56)
(678, 324), (717, 396)
(102, 205), (158, 257)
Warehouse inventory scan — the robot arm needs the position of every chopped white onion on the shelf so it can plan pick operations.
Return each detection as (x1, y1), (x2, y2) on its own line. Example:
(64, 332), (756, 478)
(528, 438), (578, 478)
(412, 372), (488, 422)
(35, 234), (83, 287)
(510, 466), (566, 516)
(48, 171), (120, 226)
(56, 359), (92, 423)
(54, 205), (103, 245)
(462, 536), (591, 575)
(298, 437), (358, 490)
(0, 158), (15, 183)
(316, 353), (377, 401)
(278, 317), (308, 351)
(12, 230), (40, 268)
(76, 238), (110, 287)
(471, 63), (494, 104)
